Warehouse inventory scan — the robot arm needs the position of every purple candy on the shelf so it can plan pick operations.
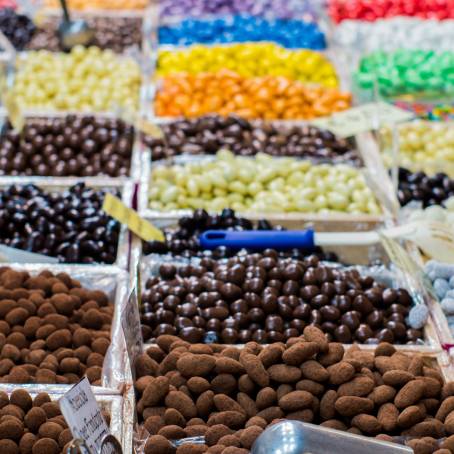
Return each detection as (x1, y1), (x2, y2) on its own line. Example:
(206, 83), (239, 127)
(159, 0), (315, 20)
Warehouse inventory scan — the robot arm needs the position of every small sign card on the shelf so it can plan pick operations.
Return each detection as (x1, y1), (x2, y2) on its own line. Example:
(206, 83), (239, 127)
(310, 102), (414, 138)
(59, 377), (116, 454)
(102, 193), (164, 242)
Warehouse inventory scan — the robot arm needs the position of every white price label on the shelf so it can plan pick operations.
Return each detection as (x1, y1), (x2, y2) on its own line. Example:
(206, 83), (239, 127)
(59, 377), (112, 454)
(310, 102), (414, 138)
(121, 286), (143, 376)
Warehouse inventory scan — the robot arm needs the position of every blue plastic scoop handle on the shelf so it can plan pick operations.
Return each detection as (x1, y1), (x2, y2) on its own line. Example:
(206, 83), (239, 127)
(199, 229), (315, 250)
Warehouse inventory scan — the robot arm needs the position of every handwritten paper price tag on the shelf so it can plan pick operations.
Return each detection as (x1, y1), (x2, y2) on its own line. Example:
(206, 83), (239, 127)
(3, 91), (24, 132)
(310, 102), (414, 138)
(121, 287), (143, 377)
(379, 234), (420, 275)
(136, 118), (165, 139)
(102, 193), (164, 242)
(59, 377), (115, 454)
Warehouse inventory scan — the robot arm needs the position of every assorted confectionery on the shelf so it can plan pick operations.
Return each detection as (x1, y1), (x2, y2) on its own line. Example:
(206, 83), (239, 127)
(0, 1), (453, 454)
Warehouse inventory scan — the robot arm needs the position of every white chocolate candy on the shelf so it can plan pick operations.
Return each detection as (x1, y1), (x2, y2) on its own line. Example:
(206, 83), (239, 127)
(148, 151), (381, 214)
(333, 17), (454, 53)
(12, 46), (141, 113)
(381, 121), (454, 176)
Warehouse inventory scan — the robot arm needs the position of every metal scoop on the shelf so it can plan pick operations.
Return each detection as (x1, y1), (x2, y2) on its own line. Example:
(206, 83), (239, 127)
(57, 0), (94, 51)
(251, 421), (413, 454)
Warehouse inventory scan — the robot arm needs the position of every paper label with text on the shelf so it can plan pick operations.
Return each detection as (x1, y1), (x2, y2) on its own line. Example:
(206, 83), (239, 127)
(102, 193), (164, 242)
(310, 102), (414, 138)
(59, 377), (111, 454)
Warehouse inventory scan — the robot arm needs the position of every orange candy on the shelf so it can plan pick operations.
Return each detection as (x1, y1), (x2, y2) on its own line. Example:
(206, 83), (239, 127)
(155, 71), (351, 120)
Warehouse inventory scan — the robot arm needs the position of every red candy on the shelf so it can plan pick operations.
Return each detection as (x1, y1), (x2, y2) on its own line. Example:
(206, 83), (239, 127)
(328, 0), (454, 22)
(0, 0), (16, 8)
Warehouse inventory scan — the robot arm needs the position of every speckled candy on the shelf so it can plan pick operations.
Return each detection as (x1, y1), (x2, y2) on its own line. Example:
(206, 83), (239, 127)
(159, 15), (326, 49)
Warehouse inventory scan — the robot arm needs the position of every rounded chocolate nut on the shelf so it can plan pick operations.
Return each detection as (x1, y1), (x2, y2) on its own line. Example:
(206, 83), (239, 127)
(320, 306), (340, 322)
(311, 295), (329, 309)
(179, 327), (204, 343)
(220, 283), (242, 301)
(355, 324), (374, 342)
(366, 310), (384, 328)
(341, 311), (361, 331)
(334, 325), (352, 343)
(352, 295), (374, 314)
(386, 321), (407, 340)
(300, 285), (319, 301)
(382, 288), (397, 306)
(262, 294), (278, 313)
(376, 329), (394, 343)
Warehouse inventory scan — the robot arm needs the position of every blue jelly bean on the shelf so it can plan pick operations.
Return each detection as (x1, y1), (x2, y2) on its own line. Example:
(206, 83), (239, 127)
(442, 298), (454, 315)
(158, 14), (326, 50)
(449, 275), (454, 288)
(446, 289), (454, 299)
(408, 304), (429, 329)
(426, 262), (454, 280)
(434, 278), (450, 299)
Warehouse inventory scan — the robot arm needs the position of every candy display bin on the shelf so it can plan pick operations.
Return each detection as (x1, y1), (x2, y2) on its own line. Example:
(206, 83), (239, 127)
(379, 120), (454, 178)
(0, 112), (144, 182)
(0, 178), (132, 269)
(138, 129), (397, 232)
(0, 264), (129, 394)
(0, 391), (131, 453)
(29, 8), (152, 54)
(134, 238), (441, 353)
(8, 48), (143, 116)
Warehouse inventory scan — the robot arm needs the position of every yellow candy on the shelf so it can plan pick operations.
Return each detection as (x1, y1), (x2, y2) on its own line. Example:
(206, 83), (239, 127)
(157, 43), (338, 87)
(12, 46), (141, 113)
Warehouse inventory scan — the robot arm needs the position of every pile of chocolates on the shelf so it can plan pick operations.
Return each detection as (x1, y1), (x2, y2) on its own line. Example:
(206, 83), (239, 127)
(0, 389), (111, 454)
(0, 116), (134, 177)
(136, 334), (454, 454)
(0, 267), (113, 385)
(0, 183), (120, 264)
(140, 251), (422, 345)
(143, 209), (338, 262)
(0, 8), (35, 50)
(397, 168), (454, 208)
(27, 16), (142, 53)
(144, 115), (359, 164)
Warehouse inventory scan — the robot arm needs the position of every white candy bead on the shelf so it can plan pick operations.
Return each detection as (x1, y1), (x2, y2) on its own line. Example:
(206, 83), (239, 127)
(333, 17), (454, 53)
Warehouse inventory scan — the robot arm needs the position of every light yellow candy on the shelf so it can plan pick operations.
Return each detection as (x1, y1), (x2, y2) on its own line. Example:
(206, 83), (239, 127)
(382, 121), (454, 176)
(12, 46), (141, 113)
(148, 150), (381, 215)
